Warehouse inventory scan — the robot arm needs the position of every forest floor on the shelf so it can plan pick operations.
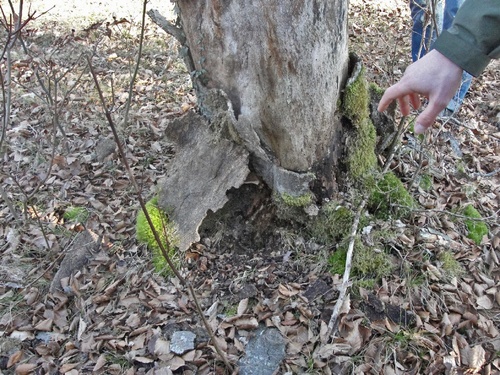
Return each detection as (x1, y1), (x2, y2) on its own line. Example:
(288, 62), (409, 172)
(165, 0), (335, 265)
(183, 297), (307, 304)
(0, 0), (499, 374)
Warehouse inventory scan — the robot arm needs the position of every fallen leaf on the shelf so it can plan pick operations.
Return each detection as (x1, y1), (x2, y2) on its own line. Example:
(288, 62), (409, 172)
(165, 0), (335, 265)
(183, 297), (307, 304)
(15, 363), (37, 375)
(476, 295), (493, 310)
(7, 350), (23, 368)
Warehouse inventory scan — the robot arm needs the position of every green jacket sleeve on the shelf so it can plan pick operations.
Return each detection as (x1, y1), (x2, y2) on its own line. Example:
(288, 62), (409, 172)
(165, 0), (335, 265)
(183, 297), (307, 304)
(433, 0), (500, 76)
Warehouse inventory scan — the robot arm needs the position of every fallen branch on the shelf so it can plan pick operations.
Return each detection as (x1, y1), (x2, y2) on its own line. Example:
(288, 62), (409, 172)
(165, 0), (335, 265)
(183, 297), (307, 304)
(146, 9), (185, 44)
(326, 197), (367, 338)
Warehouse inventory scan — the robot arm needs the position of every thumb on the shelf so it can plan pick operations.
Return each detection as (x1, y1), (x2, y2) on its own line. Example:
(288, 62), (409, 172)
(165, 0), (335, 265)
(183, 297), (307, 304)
(414, 101), (444, 134)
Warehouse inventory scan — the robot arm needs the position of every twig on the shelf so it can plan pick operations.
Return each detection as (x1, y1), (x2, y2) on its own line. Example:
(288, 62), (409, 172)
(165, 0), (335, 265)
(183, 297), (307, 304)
(399, 205), (498, 223)
(87, 51), (235, 374)
(382, 115), (408, 173)
(121, 0), (147, 128)
(473, 169), (500, 178)
(408, 132), (429, 189)
(0, 184), (20, 221)
(326, 197), (367, 338)
(147, 9), (186, 44)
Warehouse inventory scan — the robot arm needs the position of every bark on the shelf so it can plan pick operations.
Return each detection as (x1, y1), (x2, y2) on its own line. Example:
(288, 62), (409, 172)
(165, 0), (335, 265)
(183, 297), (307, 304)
(176, 0), (349, 192)
(152, 0), (351, 250)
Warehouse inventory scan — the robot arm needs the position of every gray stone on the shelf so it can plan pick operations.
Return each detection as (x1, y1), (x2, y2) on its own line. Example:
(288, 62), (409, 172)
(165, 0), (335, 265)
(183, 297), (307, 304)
(170, 331), (196, 355)
(238, 327), (286, 375)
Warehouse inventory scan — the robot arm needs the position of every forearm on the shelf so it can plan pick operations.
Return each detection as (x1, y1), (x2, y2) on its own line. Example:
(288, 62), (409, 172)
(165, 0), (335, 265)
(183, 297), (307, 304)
(433, 0), (500, 76)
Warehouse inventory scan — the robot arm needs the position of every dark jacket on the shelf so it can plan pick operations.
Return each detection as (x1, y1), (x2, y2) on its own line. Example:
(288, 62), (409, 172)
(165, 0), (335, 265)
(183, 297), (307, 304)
(433, 0), (500, 76)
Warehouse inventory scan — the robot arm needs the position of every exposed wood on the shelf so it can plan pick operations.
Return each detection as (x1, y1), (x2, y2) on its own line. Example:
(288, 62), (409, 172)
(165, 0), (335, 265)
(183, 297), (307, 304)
(176, 0), (349, 190)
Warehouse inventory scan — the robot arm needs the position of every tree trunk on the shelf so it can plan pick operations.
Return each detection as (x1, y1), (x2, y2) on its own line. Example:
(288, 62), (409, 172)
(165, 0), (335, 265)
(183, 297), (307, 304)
(153, 0), (354, 250)
(178, 0), (349, 191)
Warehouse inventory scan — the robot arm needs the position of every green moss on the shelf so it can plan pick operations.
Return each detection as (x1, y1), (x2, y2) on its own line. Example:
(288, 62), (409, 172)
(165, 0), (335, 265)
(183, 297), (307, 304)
(368, 82), (385, 97)
(347, 118), (378, 182)
(280, 192), (313, 207)
(353, 278), (377, 290)
(439, 251), (463, 278)
(369, 171), (416, 219)
(136, 197), (179, 276)
(419, 174), (433, 191)
(352, 240), (394, 279)
(224, 304), (238, 318)
(309, 203), (354, 245)
(343, 66), (370, 124)
(63, 206), (89, 223)
(462, 205), (488, 245)
(328, 238), (393, 282)
(328, 247), (348, 275)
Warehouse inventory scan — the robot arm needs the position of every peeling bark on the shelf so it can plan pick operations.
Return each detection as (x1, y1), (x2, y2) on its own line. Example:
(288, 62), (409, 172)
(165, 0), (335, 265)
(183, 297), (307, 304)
(158, 93), (250, 251)
(153, 1), (351, 250)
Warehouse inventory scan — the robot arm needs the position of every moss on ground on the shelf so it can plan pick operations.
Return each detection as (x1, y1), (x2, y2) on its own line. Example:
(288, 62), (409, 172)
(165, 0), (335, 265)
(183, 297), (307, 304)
(419, 174), (433, 192)
(462, 205), (488, 245)
(309, 203), (355, 244)
(280, 192), (313, 207)
(273, 191), (315, 223)
(328, 247), (348, 275)
(351, 239), (394, 279)
(369, 171), (416, 219)
(439, 251), (463, 278)
(63, 206), (89, 223)
(136, 196), (179, 276)
(328, 237), (394, 282)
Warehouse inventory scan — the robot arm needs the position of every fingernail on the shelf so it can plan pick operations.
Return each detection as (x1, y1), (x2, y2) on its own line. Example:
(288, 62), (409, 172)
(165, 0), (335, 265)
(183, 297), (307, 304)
(414, 123), (425, 134)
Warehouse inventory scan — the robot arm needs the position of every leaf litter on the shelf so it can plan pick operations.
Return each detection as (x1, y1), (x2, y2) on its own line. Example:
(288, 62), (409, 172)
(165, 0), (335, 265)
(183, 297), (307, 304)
(0, 0), (499, 374)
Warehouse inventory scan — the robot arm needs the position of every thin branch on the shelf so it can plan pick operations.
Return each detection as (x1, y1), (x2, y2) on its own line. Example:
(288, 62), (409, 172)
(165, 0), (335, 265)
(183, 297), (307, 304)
(0, 184), (20, 221)
(326, 197), (367, 338)
(382, 115), (408, 174)
(87, 52), (235, 373)
(407, 127), (430, 189)
(147, 9), (186, 44)
(121, 0), (147, 128)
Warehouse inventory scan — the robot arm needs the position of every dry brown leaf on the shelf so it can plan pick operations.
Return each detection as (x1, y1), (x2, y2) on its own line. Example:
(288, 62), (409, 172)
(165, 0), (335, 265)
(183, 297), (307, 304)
(476, 295), (493, 310)
(314, 343), (351, 359)
(278, 283), (301, 297)
(153, 338), (170, 356)
(15, 363), (37, 375)
(59, 363), (79, 373)
(461, 345), (486, 371)
(134, 356), (154, 364)
(168, 356), (186, 371)
(34, 318), (53, 331)
(77, 318), (87, 341)
(125, 313), (141, 328)
(93, 354), (107, 372)
(233, 316), (259, 330)
(7, 350), (23, 368)
(237, 298), (249, 316)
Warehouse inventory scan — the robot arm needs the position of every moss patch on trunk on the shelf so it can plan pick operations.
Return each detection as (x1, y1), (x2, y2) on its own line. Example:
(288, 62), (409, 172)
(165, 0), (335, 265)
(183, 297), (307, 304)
(342, 61), (377, 184)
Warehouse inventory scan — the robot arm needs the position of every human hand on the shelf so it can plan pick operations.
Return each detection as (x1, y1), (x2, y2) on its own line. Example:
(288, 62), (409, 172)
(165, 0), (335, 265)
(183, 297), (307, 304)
(377, 50), (463, 134)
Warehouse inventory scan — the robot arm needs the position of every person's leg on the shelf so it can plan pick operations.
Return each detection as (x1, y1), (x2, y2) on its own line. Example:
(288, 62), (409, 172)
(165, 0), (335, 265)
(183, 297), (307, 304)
(411, 0), (430, 61)
(410, 0), (443, 61)
(443, 0), (460, 30)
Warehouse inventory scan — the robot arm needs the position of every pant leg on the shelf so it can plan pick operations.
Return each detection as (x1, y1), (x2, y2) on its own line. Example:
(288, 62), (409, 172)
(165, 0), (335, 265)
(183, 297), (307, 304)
(410, 0), (444, 61)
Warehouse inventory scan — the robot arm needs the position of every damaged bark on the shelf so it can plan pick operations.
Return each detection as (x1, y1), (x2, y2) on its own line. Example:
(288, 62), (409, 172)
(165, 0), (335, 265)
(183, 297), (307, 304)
(150, 0), (352, 250)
